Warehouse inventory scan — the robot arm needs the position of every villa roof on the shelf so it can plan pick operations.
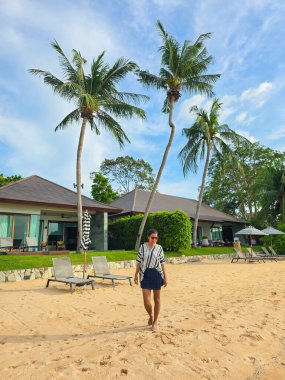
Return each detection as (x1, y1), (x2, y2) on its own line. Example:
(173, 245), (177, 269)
(110, 188), (246, 224)
(0, 175), (121, 213)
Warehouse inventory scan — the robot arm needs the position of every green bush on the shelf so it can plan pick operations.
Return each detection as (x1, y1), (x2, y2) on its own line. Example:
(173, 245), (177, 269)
(109, 210), (192, 251)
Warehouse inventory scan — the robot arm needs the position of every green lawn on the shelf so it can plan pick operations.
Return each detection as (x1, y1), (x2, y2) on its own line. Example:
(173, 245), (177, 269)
(0, 246), (261, 271)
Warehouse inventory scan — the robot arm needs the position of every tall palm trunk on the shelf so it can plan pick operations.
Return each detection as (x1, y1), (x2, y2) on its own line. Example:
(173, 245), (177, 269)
(135, 96), (176, 250)
(193, 144), (211, 247)
(76, 117), (88, 252)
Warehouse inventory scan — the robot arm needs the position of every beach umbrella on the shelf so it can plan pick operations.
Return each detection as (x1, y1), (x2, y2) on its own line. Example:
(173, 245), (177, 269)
(81, 210), (92, 278)
(261, 226), (285, 247)
(235, 226), (268, 255)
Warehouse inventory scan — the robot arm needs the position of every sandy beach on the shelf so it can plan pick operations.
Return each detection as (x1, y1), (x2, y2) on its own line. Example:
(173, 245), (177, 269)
(0, 261), (285, 380)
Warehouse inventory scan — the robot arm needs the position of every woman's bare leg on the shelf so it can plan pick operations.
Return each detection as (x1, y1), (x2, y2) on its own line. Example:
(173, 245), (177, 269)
(142, 289), (153, 325)
(152, 290), (161, 331)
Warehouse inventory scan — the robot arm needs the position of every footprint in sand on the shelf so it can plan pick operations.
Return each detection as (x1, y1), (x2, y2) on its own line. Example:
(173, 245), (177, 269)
(214, 334), (231, 346)
(239, 332), (264, 344)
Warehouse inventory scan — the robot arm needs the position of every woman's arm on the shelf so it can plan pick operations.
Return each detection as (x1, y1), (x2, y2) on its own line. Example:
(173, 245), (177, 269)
(161, 263), (168, 287)
(134, 263), (140, 285)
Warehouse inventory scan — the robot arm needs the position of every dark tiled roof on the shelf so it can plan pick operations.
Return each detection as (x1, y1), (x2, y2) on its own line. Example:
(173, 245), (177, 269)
(0, 175), (121, 213)
(110, 188), (246, 224)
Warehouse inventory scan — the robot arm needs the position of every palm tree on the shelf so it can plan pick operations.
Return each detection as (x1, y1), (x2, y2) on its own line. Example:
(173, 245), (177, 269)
(179, 99), (250, 247)
(134, 21), (220, 250)
(30, 41), (148, 251)
(259, 167), (285, 223)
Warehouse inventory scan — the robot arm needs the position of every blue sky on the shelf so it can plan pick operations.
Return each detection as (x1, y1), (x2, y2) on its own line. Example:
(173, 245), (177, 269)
(1, 0), (285, 199)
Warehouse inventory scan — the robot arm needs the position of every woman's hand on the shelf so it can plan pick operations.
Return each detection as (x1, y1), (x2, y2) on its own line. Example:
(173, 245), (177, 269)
(134, 274), (138, 285)
(163, 276), (168, 287)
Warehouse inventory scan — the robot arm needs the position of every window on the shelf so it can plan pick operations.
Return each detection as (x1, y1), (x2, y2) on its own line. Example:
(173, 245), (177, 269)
(29, 215), (40, 242)
(0, 213), (41, 247)
(211, 227), (222, 240)
(197, 226), (203, 242)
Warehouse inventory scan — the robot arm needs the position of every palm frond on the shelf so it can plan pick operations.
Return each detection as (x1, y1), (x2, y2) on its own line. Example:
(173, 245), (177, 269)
(72, 49), (87, 89)
(51, 40), (77, 82)
(137, 70), (167, 90)
(95, 110), (130, 147)
(102, 101), (146, 120)
(179, 98), (252, 175)
(113, 91), (149, 105)
(55, 109), (80, 131)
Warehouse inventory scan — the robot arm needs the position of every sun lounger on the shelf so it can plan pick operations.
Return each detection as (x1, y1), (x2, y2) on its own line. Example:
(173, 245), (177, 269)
(46, 257), (95, 293)
(231, 248), (246, 263)
(247, 248), (276, 262)
(87, 256), (133, 287)
(268, 246), (285, 259)
(261, 247), (278, 261)
(231, 247), (261, 263)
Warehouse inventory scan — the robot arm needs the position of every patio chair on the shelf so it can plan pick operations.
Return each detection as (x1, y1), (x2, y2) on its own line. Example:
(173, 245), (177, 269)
(87, 256), (133, 287)
(261, 247), (278, 261)
(247, 248), (276, 262)
(40, 241), (48, 251)
(46, 257), (95, 293)
(56, 240), (66, 250)
(0, 237), (21, 252)
(268, 246), (285, 259)
(24, 237), (40, 252)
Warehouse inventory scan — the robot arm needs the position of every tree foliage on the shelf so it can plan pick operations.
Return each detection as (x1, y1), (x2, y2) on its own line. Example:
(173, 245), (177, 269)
(135, 20), (220, 250)
(100, 156), (155, 194)
(258, 167), (285, 223)
(30, 41), (148, 142)
(30, 40), (148, 251)
(0, 173), (22, 188)
(203, 142), (285, 224)
(90, 172), (119, 203)
(179, 99), (249, 246)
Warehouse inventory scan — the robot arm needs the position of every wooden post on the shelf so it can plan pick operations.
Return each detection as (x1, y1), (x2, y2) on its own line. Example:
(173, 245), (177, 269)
(83, 250), (86, 278)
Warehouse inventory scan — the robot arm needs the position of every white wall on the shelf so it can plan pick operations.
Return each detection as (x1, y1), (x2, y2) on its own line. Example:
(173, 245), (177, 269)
(0, 203), (41, 215)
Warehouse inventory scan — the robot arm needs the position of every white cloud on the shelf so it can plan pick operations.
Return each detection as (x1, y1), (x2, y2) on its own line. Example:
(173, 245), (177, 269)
(240, 81), (273, 101)
(267, 126), (285, 141)
(235, 112), (248, 123)
(235, 129), (258, 143)
(235, 111), (256, 124)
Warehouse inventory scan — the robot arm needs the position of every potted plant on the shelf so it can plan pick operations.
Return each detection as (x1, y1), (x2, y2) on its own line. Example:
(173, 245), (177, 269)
(202, 236), (209, 247)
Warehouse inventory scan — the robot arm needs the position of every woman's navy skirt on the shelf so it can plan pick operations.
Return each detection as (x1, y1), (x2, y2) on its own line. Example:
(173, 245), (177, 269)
(141, 268), (164, 290)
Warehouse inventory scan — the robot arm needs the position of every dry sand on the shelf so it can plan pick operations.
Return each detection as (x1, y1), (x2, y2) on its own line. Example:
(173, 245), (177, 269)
(0, 261), (285, 380)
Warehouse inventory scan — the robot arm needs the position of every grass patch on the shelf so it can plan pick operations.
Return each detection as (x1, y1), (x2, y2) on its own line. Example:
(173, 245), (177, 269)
(0, 246), (261, 271)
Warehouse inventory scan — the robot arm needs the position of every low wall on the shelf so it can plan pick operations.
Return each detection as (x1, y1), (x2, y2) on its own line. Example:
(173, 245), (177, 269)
(0, 253), (235, 283)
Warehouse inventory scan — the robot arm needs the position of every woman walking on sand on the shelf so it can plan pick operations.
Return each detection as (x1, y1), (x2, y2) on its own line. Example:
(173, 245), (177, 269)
(134, 229), (168, 332)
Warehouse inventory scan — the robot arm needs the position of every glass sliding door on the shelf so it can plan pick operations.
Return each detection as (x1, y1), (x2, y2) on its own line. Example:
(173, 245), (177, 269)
(13, 215), (29, 248)
(64, 222), (77, 250)
(47, 221), (78, 251)
(48, 222), (63, 248)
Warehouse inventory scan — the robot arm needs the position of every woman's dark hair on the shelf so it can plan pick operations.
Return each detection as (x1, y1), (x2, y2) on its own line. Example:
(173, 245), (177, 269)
(147, 228), (158, 237)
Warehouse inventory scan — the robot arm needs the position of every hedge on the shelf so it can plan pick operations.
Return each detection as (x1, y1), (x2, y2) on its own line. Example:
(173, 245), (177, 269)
(108, 210), (192, 251)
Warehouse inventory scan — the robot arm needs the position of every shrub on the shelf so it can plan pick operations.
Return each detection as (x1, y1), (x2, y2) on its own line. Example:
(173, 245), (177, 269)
(109, 210), (192, 251)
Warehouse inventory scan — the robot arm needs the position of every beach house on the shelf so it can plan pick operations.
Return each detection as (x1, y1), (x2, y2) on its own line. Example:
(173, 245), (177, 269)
(0, 175), (120, 251)
(110, 188), (246, 244)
